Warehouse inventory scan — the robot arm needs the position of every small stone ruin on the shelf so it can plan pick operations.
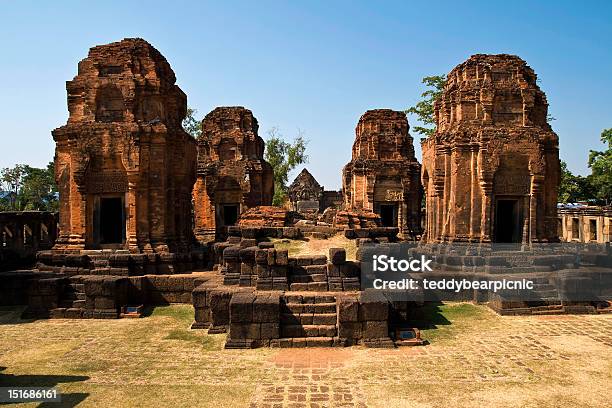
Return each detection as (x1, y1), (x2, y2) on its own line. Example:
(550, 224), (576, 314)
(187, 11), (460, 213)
(342, 109), (422, 238)
(193, 107), (274, 242)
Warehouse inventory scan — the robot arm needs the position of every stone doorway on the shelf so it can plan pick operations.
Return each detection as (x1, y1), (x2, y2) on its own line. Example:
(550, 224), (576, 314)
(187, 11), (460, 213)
(494, 198), (522, 243)
(221, 204), (239, 226)
(98, 196), (125, 245)
(378, 203), (398, 227)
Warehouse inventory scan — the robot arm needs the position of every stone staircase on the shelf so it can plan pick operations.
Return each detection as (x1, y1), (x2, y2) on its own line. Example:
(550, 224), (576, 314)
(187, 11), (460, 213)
(84, 250), (113, 274)
(80, 249), (132, 275)
(279, 294), (338, 347)
(288, 265), (328, 291)
(59, 277), (86, 309)
(521, 276), (563, 314)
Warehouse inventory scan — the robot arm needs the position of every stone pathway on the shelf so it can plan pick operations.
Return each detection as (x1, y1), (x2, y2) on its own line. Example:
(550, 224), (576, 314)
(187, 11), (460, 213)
(250, 350), (367, 408)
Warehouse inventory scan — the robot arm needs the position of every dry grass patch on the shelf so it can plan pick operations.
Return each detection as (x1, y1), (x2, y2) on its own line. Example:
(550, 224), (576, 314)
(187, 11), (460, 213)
(270, 234), (357, 260)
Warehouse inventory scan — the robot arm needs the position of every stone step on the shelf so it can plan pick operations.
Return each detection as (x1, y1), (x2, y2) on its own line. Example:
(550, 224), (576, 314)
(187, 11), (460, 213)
(291, 265), (328, 275)
(525, 299), (562, 308)
(289, 274), (327, 283)
(562, 305), (596, 314)
(533, 290), (559, 298)
(528, 303), (564, 312)
(283, 294), (336, 304)
(69, 283), (85, 292)
(533, 283), (555, 291)
(289, 282), (328, 291)
(531, 308), (565, 315)
(281, 313), (337, 326)
(280, 324), (337, 338)
(277, 337), (336, 347)
(531, 277), (553, 284)
(63, 292), (86, 301)
(282, 302), (337, 314)
(71, 300), (86, 308)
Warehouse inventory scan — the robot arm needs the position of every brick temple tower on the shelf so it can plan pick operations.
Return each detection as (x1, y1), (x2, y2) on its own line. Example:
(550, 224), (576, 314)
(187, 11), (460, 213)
(52, 38), (197, 254)
(421, 54), (560, 243)
(192, 107), (274, 241)
(342, 109), (422, 238)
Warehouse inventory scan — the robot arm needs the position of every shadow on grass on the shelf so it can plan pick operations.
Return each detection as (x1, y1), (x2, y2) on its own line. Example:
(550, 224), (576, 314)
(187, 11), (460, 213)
(404, 302), (452, 330)
(0, 306), (37, 326)
(0, 366), (89, 407)
(404, 302), (489, 344)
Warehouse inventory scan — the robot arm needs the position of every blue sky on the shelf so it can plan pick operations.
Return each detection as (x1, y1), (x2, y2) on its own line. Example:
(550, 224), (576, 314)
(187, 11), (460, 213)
(0, 0), (610, 189)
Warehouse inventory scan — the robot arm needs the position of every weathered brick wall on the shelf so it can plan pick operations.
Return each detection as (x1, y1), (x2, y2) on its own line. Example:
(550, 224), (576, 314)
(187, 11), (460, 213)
(82, 276), (129, 318)
(342, 109), (422, 238)
(146, 275), (197, 304)
(337, 291), (393, 347)
(52, 38), (197, 253)
(35, 250), (208, 276)
(214, 241), (362, 292)
(422, 54), (560, 244)
(226, 291), (281, 348)
(193, 107), (274, 241)
(22, 277), (66, 317)
(0, 211), (57, 271)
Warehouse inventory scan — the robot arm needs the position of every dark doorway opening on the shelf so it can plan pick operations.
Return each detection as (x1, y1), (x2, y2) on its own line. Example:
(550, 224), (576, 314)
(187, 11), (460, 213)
(222, 205), (239, 226)
(379, 204), (397, 227)
(100, 197), (124, 244)
(494, 199), (521, 243)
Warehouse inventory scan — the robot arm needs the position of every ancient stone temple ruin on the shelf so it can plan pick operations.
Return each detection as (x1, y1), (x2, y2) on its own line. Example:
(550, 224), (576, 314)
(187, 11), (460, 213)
(421, 54), (560, 243)
(52, 38), (197, 253)
(288, 168), (323, 213)
(3, 40), (608, 345)
(192, 107), (274, 241)
(342, 109), (422, 237)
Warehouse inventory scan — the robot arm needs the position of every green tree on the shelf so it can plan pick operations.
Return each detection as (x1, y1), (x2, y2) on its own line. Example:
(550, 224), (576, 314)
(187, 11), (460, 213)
(405, 75), (446, 136)
(20, 162), (58, 211)
(559, 161), (586, 203)
(182, 107), (202, 138)
(264, 127), (308, 206)
(1, 164), (26, 210)
(587, 128), (612, 204)
(0, 162), (58, 211)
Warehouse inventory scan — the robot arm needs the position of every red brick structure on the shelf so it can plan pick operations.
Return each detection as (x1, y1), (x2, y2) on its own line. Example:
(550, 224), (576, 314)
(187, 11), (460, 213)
(421, 54), (560, 243)
(342, 109), (422, 237)
(193, 107), (274, 241)
(52, 38), (196, 253)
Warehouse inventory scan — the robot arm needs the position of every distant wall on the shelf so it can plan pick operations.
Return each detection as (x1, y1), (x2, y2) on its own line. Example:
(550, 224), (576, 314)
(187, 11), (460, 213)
(0, 211), (58, 271)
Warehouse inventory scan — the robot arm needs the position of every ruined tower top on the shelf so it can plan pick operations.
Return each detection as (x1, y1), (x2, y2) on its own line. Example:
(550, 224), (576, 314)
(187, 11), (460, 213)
(434, 54), (551, 133)
(198, 106), (265, 162)
(351, 109), (416, 162)
(288, 168), (323, 202)
(63, 38), (186, 128)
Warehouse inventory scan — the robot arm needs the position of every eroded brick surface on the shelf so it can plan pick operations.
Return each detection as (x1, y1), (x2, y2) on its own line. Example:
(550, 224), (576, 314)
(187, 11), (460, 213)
(422, 54), (560, 244)
(342, 110), (422, 238)
(52, 38), (196, 253)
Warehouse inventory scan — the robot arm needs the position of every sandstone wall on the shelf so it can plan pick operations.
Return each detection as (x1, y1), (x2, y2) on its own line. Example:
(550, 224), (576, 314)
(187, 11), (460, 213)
(422, 54), (560, 243)
(342, 109), (422, 238)
(52, 38), (196, 254)
(193, 107), (274, 241)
